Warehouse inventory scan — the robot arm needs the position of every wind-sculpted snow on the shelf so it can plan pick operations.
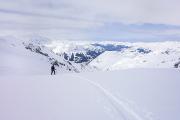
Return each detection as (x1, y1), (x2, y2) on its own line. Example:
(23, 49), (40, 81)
(0, 69), (180, 120)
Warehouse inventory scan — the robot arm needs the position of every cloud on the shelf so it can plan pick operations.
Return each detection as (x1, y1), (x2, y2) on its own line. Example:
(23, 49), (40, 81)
(0, 0), (180, 41)
(1, 0), (180, 25)
(54, 0), (180, 25)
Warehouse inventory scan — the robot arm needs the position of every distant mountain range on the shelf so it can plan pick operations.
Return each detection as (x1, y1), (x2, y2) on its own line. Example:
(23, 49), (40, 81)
(1, 36), (180, 75)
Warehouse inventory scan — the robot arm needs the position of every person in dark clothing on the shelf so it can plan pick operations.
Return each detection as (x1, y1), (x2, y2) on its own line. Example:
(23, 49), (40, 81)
(51, 65), (56, 75)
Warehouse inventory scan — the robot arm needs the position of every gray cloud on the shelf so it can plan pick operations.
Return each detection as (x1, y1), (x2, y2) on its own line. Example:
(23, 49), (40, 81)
(0, 0), (180, 41)
(1, 0), (180, 25)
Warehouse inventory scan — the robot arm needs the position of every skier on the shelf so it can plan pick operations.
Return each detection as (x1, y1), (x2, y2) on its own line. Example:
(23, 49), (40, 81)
(51, 65), (56, 75)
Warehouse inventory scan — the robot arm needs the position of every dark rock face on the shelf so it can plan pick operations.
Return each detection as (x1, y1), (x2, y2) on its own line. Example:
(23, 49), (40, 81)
(24, 43), (79, 73)
(25, 43), (49, 57)
(136, 48), (152, 54)
(63, 50), (103, 63)
(174, 61), (180, 68)
(62, 44), (129, 63)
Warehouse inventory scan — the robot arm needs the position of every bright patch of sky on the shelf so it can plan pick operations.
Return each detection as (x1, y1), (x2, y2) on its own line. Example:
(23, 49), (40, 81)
(0, 0), (180, 41)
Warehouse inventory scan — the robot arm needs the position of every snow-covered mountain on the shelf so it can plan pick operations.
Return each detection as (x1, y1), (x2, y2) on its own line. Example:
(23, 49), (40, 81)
(1, 36), (180, 75)
(45, 40), (180, 70)
(1, 36), (180, 120)
(0, 36), (80, 75)
(89, 42), (180, 70)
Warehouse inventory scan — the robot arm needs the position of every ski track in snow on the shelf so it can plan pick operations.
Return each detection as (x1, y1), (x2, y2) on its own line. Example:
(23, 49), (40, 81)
(67, 74), (151, 120)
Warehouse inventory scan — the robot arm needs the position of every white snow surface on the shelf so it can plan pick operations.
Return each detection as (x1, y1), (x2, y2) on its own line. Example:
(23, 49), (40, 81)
(0, 37), (50, 75)
(89, 41), (180, 70)
(0, 69), (180, 120)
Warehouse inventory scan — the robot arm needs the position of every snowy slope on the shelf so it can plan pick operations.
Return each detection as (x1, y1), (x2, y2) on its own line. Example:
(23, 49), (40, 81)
(89, 41), (180, 70)
(0, 69), (180, 120)
(0, 37), (49, 75)
(0, 36), (79, 75)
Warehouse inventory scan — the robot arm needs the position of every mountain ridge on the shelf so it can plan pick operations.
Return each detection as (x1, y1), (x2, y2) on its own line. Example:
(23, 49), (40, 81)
(1, 36), (180, 75)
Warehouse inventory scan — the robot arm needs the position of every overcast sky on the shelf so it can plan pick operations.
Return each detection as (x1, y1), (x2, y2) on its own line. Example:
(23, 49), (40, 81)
(0, 0), (180, 41)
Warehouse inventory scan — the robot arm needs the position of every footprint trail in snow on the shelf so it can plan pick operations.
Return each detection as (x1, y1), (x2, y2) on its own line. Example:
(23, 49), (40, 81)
(69, 75), (153, 120)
